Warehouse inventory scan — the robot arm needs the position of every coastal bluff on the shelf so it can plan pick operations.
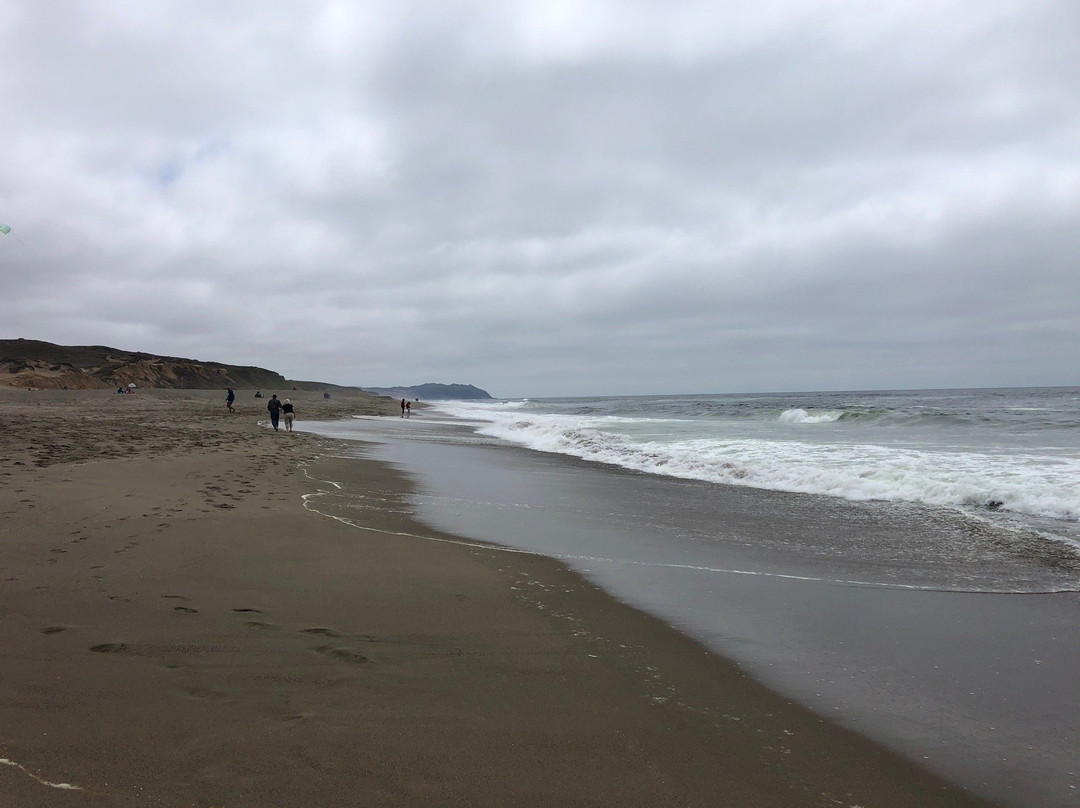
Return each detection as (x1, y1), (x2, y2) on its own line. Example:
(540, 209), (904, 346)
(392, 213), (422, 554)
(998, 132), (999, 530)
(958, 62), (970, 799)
(0, 338), (290, 391)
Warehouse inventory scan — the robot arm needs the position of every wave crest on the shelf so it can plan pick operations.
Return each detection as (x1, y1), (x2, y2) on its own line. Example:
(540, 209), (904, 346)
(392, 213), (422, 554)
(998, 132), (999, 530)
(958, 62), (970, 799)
(779, 408), (844, 424)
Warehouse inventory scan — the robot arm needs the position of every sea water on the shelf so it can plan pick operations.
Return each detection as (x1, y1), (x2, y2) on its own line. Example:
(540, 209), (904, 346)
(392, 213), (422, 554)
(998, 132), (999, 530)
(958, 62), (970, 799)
(432, 387), (1080, 585)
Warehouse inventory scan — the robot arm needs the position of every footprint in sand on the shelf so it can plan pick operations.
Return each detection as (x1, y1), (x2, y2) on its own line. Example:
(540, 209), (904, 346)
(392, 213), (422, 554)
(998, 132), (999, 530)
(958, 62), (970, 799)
(90, 643), (130, 654)
(40, 626), (66, 634)
(232, 607), (263, 613)
(301, 627), (341, 637)
(314, 645), (369, 665)
(244, 621), (280, 631)
(173, 606), (198, 614)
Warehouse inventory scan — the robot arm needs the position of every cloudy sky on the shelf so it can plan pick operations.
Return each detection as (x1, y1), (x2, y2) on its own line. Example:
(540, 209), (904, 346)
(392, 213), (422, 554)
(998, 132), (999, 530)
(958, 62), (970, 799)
(1, 1), (1077, 397)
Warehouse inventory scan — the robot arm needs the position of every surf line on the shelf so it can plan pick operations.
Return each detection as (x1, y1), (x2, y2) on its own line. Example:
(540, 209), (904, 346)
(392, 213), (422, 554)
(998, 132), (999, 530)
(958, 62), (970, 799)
(561, 555), (1080, 594)
(301, 491), (537, 557)
(0, 758), (83, 791)
(301, 488), (1078, 594)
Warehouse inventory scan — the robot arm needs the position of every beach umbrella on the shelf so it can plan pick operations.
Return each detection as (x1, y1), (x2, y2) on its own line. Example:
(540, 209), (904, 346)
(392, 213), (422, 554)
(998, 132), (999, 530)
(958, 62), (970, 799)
(128, 383), (137, 388)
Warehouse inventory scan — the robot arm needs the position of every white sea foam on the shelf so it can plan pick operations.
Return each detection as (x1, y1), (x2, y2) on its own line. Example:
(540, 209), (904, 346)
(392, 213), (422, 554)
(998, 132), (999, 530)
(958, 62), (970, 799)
(434, 401), (1080, 522)
(0, 758), (82, 791)
(778, 408), (844, 424)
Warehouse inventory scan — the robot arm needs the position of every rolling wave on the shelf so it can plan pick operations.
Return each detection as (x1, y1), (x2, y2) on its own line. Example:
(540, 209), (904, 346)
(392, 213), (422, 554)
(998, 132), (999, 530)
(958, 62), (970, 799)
(778, 408), (843, 424)
(436, 402), (1080, 526)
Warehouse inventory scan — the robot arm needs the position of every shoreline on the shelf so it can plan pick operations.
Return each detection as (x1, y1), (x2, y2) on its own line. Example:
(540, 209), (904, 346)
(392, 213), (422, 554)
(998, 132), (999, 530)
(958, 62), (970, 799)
(0, 389), (999, 806)
(314, 412), (1078, 808)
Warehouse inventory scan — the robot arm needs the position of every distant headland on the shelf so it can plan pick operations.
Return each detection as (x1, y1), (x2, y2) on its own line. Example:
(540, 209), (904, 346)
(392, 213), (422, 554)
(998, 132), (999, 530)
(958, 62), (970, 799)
(362, 383), (493, 400)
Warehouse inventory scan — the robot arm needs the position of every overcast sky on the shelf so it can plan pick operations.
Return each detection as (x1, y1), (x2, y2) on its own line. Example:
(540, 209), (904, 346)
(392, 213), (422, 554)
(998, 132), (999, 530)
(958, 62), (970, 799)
(1, 1), (1077, 397)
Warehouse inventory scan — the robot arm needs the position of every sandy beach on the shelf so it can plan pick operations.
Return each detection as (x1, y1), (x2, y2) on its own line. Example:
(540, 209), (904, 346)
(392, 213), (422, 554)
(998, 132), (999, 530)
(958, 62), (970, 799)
(0, 389), (1000, 807)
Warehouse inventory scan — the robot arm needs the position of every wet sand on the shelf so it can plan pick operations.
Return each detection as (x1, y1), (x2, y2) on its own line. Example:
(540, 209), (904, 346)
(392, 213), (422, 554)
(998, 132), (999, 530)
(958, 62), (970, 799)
(344, 422), (1079, 808)
(0, 389), (999, 806)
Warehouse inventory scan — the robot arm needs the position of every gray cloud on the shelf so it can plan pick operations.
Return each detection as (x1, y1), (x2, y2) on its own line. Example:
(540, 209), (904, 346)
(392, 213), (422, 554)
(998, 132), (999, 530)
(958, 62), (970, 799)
(1, 0), (1077, 396)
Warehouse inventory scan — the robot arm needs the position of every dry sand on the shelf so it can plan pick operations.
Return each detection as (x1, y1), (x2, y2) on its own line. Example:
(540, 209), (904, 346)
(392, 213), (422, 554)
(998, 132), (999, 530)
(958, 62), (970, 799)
(0, 389), (1000, 807)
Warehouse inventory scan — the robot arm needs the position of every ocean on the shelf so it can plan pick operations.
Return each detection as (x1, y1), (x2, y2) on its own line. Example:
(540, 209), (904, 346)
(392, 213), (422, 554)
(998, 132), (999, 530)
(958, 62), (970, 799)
(301, 386), (1080, 807)
(433, 387), (1080, 570)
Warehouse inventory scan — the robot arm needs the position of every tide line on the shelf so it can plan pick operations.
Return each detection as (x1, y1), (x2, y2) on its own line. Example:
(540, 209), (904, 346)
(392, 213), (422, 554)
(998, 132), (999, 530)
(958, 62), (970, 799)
(0, 758), (83, 791)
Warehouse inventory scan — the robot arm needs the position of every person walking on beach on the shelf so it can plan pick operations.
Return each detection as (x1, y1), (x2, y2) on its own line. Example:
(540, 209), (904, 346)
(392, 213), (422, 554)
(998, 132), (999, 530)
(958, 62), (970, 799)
(226, 388), (235, 413)
(401, 398), (406, 417)
(282, 398), (295, 432)
(267, 394), (282, 431)
(405, 400), (411, 417)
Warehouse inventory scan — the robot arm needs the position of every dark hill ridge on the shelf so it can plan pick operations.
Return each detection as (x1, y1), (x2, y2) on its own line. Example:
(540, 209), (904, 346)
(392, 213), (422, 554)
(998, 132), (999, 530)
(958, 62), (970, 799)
(0, 338), (289, 390)
(365, 383), (493, 400)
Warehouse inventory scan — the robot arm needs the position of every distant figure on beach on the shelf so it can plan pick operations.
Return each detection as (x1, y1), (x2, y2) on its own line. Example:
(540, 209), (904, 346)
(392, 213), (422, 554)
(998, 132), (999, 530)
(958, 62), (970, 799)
(282, 398), (295, 432)
(226, 388), (235, 413)
(116, 387), (124, 394)
(254, 390), (263, 398)
(267, 394), (282, 431)
(405, 400), (411, 417)
(401, 398), (406, 417)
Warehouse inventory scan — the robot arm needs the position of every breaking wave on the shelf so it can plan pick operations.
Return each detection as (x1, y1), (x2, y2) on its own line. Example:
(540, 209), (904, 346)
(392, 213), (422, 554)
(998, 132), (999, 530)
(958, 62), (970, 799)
(433, 401), (1080, 526)
(778, 408), (844, 424)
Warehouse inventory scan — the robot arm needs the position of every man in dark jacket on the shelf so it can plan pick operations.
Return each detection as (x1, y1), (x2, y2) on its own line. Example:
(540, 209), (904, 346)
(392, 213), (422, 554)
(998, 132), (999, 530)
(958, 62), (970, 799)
(267, 394), (282, 431)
